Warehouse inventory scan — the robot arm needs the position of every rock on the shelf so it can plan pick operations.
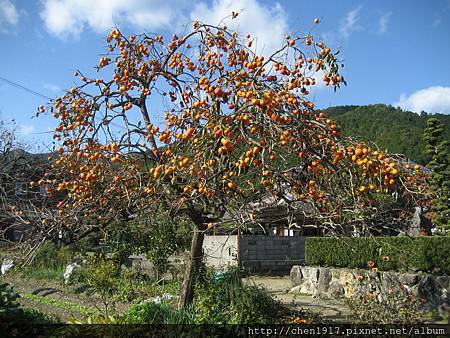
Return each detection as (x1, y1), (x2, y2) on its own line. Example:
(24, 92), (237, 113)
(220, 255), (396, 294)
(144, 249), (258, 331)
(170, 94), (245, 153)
(318, 268), (332, 293)
(410, 283), (420, 297)
(1, 258), (14, 274)
(339, 270), (355, 286)
(381, 272), (401, 294)
(139, 293), (177, 305)
(289, 285), (302, 294)
(152, 293), (177, 304)
(407, 267), (420, 274)
(438, 302), (450, 319)
(298, 279), (318, 295)
(289, 280), (318, 295)
(407, 206), (432, 236)
(336, 270), (357, 297)
(398, 273), (419, 286)
(407, 207), (422, 237)
(63, 263), (81, 284)
(331, 269), (341, 281)
(435, 276), (449, 290)
(367, 270), (380, 280)
(417, 275), (440, 311)
(300, 266), (319, 282)
(290, 265), (303, 286)
(435, 276), (450, 304)
(328, 281), (344, 298)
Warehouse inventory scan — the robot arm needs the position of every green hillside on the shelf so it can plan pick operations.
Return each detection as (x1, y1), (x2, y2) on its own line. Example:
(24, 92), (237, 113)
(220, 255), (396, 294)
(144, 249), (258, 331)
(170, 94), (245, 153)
(323, 104), (450, 164)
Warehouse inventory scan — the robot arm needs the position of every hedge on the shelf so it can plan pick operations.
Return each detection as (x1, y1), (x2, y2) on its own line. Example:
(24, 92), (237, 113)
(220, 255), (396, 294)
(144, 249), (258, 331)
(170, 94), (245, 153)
(305, 237), (450, 275)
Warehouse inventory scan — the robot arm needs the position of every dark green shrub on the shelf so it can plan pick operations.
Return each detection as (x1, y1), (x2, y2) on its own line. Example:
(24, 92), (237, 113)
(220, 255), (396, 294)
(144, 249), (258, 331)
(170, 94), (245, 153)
(0, 282), (59, 324)
(122, 301), (195, 324)
(114, 268), (152, 302)
(305, 236), (450, 274)
(21, 308), (59, 323)
(104, 209), (192, 274)
(75, 254), (121, 316)
(0, 282), (20, 314)
(144, 214), (182, 278)
(194, 269), (286, 324)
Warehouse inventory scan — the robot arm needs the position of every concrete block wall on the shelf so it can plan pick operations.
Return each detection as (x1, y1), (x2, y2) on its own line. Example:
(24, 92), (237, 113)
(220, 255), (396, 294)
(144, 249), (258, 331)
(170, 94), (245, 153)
(240, 235), (305, 275)
(203, 235), (305, 275)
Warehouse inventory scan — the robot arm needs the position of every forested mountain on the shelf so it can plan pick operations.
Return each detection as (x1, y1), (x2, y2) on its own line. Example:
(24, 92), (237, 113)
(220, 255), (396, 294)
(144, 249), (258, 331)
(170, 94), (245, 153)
(323, 104), (450, 164)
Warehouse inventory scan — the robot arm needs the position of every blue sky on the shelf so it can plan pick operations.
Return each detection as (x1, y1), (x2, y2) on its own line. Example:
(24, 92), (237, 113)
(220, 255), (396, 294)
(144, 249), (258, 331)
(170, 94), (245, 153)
(0, 0), (449, 151)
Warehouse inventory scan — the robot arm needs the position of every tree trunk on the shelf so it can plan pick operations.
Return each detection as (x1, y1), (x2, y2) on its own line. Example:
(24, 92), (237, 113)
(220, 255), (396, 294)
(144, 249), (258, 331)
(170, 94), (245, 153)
(178, 224), (205, 308)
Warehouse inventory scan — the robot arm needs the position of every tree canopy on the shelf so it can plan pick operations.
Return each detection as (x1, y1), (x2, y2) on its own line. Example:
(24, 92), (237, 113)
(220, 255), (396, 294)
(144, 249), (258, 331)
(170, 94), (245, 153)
(325, 104), (450, 164)
(32, 17), (428, 306)
(423, 118), (450, 232)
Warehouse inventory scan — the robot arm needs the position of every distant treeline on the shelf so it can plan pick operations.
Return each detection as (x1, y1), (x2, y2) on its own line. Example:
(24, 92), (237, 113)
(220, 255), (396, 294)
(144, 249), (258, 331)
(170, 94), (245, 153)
(323, 104), (450, 164)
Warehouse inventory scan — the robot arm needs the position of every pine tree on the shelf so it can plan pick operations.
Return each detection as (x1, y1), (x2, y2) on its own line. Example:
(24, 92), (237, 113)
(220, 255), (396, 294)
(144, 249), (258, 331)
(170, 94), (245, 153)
(423, 118), (450, 233)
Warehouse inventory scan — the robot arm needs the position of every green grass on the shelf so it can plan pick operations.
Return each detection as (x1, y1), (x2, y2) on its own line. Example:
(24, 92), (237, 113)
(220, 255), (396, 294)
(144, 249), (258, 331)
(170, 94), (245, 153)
(21, 308), (61, 323)
(18, 266), (64, 281)
(21, 293), (96, 317)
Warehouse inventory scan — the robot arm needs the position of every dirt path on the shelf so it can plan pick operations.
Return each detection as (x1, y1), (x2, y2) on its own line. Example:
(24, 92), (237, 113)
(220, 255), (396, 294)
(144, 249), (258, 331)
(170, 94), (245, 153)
(243, 276), (352, 322)
(2, 274), (129, 322)
(4, 273), (352, 323)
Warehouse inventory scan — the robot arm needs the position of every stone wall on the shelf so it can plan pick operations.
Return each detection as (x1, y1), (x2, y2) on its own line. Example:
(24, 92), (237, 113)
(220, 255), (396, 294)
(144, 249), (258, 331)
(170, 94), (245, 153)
(290, 265), (450, 313)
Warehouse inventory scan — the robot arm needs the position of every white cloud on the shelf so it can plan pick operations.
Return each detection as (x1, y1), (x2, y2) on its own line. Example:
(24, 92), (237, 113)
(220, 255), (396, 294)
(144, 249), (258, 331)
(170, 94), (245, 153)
(378, 12), (392, 34)
(43, 83), (62, 93)
(190, 0), (289, 56)
(395, 86), (450, 115)
(40, 0), (290, 55)
(0, 0), (19, 31)
(339, 6), (362, 39)
(40, 0), (187, 38)
(17, 124), (35, 135)
(432, 16), (441, 28)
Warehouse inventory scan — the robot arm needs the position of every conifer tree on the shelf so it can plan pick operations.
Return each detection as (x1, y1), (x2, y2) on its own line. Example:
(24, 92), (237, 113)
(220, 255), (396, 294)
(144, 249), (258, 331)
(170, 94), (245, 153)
(423, 118), (450, 233)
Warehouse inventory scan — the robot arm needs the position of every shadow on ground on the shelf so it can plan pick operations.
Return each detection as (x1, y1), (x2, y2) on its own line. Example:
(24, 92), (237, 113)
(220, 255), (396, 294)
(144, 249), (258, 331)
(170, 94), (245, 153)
(32, 288), (61, 297)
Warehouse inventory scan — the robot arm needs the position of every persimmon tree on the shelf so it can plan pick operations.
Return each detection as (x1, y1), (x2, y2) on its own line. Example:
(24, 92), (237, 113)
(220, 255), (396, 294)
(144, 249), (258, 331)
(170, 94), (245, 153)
(36, 17), (426, 306)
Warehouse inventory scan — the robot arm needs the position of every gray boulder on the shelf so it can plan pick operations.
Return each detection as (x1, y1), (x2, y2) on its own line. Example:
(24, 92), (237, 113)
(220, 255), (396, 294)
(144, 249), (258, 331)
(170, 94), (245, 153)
(290, 265), (303, 286)
(318, 268), (332, 293)
(398, 273), (419, 286)
(407, 206), (431, 236)
(382, 272), (401, 294)
(328, 281), (344, 298)
(297, 279), (318, 295)
(301, 266), (319, 282)
(290, 285), (302, 294)
(417, 275), (440, 310)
